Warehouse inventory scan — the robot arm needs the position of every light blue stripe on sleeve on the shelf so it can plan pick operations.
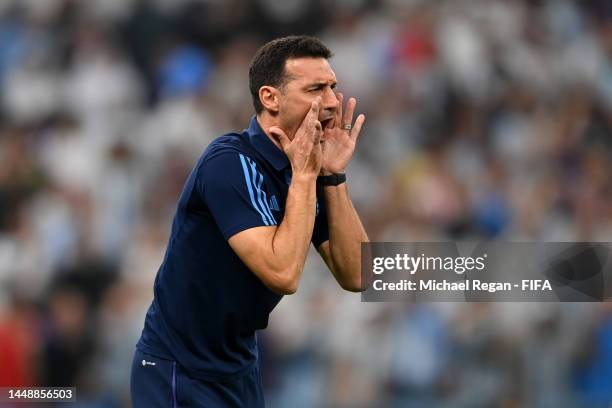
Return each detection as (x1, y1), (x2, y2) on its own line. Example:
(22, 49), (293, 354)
(239, 154), (269, 226)
(260, 187), (277, 224)
(247, 158), (276, 225)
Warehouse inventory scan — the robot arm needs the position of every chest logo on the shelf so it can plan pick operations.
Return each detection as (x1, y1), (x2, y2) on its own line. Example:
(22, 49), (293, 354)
(269, 195), (280, 212)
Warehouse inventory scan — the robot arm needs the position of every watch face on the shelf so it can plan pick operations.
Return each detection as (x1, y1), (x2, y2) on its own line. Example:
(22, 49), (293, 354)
(333, 174), (346, 185)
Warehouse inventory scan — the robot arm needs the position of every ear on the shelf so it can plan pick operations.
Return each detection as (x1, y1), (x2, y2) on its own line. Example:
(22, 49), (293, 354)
(259, 86), (280, 113)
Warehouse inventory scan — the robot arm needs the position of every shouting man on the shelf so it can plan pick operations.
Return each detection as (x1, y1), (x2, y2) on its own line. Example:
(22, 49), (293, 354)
(131, 35), (369, 407)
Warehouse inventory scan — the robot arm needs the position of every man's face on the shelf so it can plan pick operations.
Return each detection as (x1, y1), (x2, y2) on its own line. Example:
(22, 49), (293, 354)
(277, 57), (339, 140)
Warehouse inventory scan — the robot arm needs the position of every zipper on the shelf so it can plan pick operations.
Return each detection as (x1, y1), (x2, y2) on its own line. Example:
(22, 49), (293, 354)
(172, 361), (177, 408)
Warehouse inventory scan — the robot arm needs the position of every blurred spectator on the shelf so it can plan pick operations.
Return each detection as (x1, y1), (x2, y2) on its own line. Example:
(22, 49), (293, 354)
(0, 0), (611, 406)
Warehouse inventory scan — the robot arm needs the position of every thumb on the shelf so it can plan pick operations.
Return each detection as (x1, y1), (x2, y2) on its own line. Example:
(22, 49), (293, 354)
(268, 127), (291, 151)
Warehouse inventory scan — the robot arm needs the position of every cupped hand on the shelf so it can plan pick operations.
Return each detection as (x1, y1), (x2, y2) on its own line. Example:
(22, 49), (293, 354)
(269, 99), (323, 179)
(320, 93), (365, 175)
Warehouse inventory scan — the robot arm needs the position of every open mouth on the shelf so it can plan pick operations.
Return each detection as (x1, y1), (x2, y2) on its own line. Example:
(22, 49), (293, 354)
(320, 118), (334, 142)
(320, 118), (334, 129)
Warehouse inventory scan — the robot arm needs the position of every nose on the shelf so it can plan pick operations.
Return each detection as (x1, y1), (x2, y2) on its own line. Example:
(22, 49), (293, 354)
(321, 86), (338, 113)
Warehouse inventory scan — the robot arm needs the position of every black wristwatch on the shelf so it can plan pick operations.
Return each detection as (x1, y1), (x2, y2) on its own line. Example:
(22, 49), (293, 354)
(317, 173), (346, 186)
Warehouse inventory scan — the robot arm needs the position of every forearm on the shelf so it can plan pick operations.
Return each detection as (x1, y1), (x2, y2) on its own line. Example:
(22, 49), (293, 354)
(269, 175), (317, 291)
(323, 182), (369, 290)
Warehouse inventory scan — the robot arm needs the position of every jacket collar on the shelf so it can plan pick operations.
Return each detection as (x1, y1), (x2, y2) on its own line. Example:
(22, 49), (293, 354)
(247, 116), (289, 171)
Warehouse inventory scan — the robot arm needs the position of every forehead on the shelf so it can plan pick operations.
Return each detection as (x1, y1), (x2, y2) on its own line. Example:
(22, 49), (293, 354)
(284, 57), (336, 85)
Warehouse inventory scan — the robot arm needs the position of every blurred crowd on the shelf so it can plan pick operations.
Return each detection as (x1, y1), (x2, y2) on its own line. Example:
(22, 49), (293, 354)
(1, 0), (612, 406)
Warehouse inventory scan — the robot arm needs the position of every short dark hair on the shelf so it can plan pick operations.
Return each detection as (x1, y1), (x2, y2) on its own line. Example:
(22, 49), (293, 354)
(249, 35), (333, 114)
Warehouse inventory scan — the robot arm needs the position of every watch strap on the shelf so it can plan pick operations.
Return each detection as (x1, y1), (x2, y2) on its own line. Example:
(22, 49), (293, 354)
(317, 173), (346, 186)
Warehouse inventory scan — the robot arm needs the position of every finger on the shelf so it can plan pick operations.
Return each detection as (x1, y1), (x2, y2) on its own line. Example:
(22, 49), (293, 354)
(307, 98), (321, 122)
(296, 99), (320, 139)
(343, 97), (356, 129)
(334, 93), (343, 128)
(350, 114), (365, 141)
(268, 127), (291, 150)
(298, 99), (321, 142)
(313, 120), (322, 145)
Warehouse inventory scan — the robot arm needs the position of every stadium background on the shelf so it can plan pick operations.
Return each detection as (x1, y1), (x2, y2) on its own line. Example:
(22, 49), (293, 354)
(1, 0), (612, 406)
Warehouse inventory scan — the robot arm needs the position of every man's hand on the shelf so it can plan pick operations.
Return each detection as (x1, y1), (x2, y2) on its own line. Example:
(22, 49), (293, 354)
(269, 100), (323, 179)
(321, 93), (365, 175)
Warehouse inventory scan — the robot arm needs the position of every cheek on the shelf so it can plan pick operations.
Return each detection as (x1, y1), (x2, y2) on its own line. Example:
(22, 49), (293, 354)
(280, 95), (311, 122)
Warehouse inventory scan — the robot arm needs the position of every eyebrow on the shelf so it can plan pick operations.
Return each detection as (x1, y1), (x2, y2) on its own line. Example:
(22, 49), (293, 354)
(305, 81), (338, 89)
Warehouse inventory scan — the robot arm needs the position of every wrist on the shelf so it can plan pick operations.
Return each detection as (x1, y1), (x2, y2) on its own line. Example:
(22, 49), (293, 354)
(320, 169), (345, 176)
(291, 173), (318, 184)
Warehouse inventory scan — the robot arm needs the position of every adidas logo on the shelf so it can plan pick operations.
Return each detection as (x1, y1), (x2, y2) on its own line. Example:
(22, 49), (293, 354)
(269, 195), (280, 212)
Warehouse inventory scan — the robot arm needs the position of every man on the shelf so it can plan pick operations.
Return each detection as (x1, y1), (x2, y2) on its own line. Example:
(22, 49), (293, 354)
(131, 35), (369, 407)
